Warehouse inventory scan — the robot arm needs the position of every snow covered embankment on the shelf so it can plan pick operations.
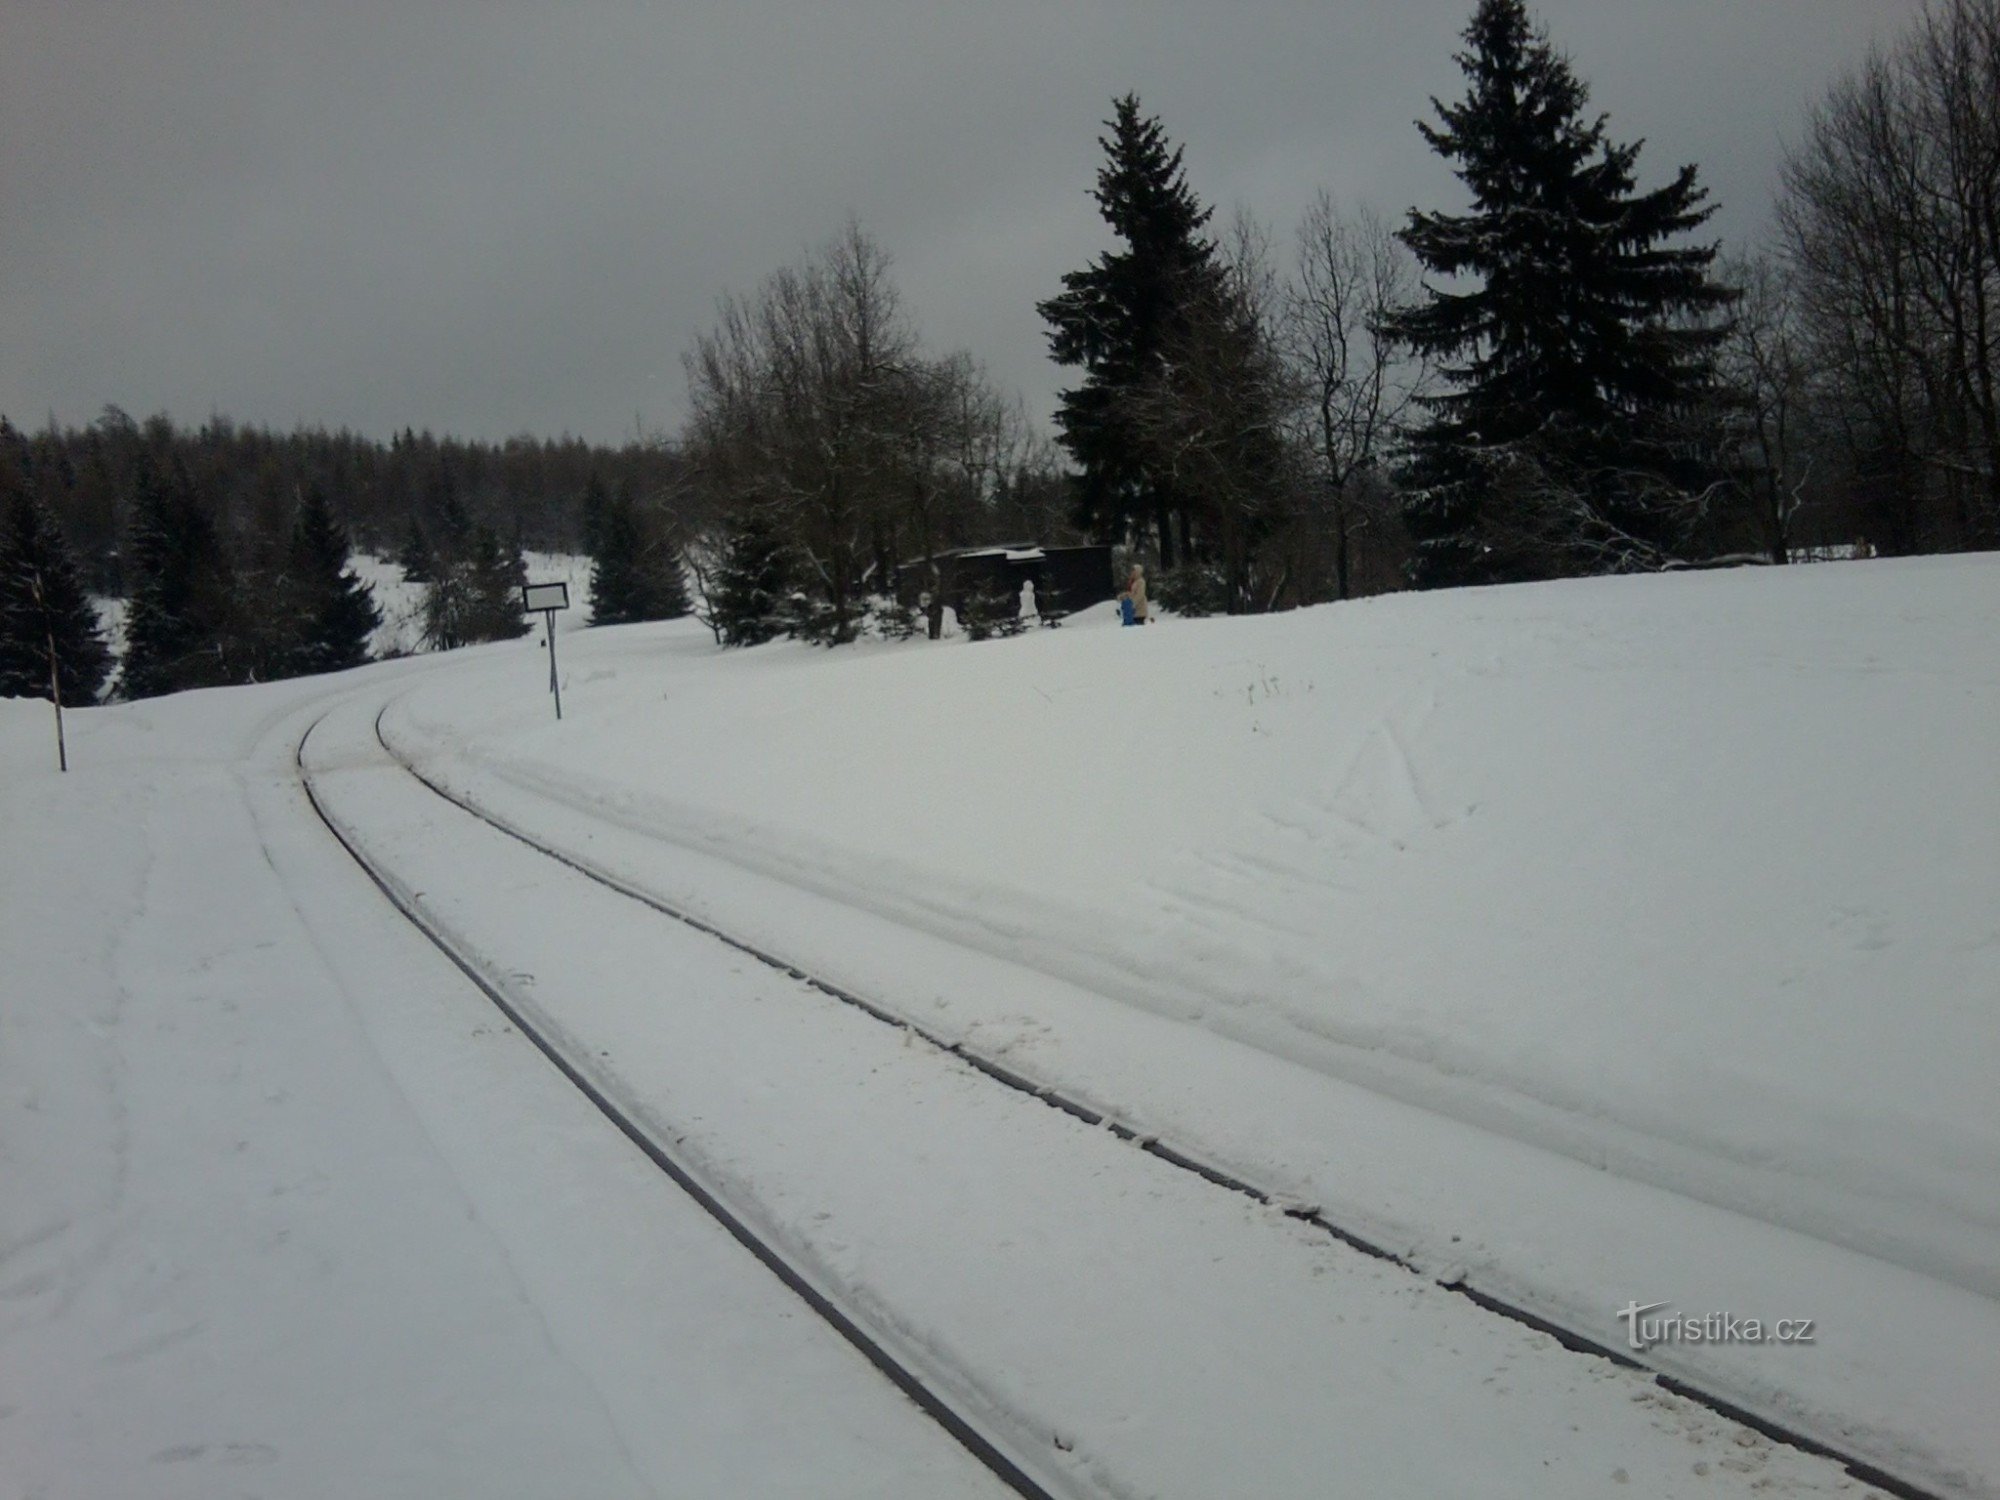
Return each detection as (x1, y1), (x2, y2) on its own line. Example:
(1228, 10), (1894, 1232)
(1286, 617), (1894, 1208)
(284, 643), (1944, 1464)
(314, 683), (1893, 1500)
(384, 555), (2000, 1497)
(402, 558), (2000, 1300)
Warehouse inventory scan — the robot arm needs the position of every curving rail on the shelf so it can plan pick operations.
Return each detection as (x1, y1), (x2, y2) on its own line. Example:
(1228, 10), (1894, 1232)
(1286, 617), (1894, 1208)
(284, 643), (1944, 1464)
(297, 706), (1065, 1500)
(302, 698), (1947, 1500)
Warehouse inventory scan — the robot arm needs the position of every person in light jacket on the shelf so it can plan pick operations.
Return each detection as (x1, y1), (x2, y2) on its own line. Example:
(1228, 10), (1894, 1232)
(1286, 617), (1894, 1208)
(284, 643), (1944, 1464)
(1119, 564), (1149, 626)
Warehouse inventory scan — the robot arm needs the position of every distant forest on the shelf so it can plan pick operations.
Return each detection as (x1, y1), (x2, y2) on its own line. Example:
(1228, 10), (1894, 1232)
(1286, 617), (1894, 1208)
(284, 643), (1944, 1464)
(2, 409), (678, 597)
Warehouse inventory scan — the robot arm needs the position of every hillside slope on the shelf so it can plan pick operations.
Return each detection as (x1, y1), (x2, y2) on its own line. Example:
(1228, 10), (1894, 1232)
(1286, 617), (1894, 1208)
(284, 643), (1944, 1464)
(387, 553), (2000, 1492)
(407, 556), (2000, 1295)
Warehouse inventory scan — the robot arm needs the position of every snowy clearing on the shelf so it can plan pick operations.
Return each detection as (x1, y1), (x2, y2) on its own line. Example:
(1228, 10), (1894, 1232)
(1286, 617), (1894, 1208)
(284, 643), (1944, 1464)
(349, 548), (592, 659)
(4, 553), (1996, 1497)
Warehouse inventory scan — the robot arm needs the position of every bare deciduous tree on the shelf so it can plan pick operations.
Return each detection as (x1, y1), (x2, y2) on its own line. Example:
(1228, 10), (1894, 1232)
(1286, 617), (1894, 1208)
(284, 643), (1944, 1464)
(681, 221), (1024, 643)
(1778, 0), (2000, 552)
(1717, 251), (1816, 563)
(1283, 192), (1433, 599)
(1121, 220), (1295, 614)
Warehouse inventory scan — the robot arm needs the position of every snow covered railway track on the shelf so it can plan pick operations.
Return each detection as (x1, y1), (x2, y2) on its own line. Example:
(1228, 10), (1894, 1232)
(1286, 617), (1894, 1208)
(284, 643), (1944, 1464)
(345, 706), (1953, 1500)
(295, 707), (1064, 1500)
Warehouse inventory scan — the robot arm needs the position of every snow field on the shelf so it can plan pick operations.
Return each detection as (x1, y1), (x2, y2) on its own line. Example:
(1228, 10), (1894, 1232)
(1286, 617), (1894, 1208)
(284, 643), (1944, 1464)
(0, 677), (1013, 1499)
(395, 558), (2000, 1291)
(378, 554), (2000, 1496)
(305, 689), (1884, 1499)
(5, 551), (1994, 1497)
(380, 682), (2000, 1498)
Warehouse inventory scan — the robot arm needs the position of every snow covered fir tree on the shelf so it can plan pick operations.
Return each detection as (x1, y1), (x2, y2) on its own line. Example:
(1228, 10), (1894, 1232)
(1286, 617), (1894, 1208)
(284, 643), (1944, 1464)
(1386, 0), (1739, 586)
(704, 509), (795, 647)
(116, 456), (388, 692)
(421, 525), (529, 651)
(120, 455), (246, 698)
(1039, 94), (1231, 574)
(0, 476), (110, 706)
(1039, 95), (1290, 612)
(282, 486), (381, 675)
(396, 515), (435, 584)
(588, 482), (691, 627)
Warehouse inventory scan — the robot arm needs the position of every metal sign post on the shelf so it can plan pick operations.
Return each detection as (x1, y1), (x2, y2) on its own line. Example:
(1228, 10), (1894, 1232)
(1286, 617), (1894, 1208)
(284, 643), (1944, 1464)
(521, 581), (571, 721)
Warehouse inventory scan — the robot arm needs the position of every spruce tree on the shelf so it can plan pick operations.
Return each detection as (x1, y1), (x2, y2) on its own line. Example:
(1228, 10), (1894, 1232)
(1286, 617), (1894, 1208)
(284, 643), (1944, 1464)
(588, 500), (642, 625)
(428, 463), (472, 554)
(122, 456), (242, 697)
(653, 543), (693, 622)
(709, 510), (794, 646)
(590, 485), (692, 626)
(1039, 94), (1229, 568)
(419, 506), (525, 651)
(0, 489), (110, 705)
(286, 486), (381, 674)
(419, 560), (474, 651)
(396, 515), (435, 583)
(579, 474), (613, 559)
(466, 525), (530, 643)
(1389, 0), (1737, 585)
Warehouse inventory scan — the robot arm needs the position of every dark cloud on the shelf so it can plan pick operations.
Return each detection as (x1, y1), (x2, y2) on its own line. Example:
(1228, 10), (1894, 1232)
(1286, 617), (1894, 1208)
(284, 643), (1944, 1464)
(1, 0), (1920, 443)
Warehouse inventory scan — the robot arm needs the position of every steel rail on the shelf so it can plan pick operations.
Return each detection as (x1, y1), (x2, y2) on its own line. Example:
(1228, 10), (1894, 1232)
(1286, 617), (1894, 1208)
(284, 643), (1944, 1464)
(295, 707), (1067, 1500)
(359, 701), (1947, 1500)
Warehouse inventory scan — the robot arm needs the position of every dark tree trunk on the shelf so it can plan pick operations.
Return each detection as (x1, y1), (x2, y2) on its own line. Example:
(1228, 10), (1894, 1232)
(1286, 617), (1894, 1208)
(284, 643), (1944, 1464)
(1332, 485), (1352, 601)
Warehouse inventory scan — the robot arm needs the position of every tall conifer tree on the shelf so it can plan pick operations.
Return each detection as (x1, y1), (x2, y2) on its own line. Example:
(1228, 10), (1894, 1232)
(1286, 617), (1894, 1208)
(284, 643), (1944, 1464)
(419, 560), (475, 651)
(396, 515), (435, 583)
(0, 484), (110, 705)
(121, 456), (242, 697)
(468, 526), (531, 642)
(1389, 0), (1736, 585)
(285, 486), (381, 674)
(579, 474), (613, 559)
(425, 525), (529, 650)
(590, 485), (691, 626)
(708, 510), (794, 646)
(1039, 94), (1228, 567)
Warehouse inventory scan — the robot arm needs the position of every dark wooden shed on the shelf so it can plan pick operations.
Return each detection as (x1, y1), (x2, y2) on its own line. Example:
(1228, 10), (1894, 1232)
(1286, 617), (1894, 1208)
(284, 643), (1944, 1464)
(896, 543), (1115, 624)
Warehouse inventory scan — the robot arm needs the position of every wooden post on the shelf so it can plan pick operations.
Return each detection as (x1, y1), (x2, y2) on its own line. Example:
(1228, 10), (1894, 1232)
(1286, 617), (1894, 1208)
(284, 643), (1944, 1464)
(545, 610), (562, 721)
(47, 621), (67, 774)
(30, 571), (67, 773)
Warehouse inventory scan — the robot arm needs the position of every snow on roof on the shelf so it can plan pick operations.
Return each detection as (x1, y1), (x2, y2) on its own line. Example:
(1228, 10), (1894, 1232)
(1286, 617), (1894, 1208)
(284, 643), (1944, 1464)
(898, 543), (1044, 566)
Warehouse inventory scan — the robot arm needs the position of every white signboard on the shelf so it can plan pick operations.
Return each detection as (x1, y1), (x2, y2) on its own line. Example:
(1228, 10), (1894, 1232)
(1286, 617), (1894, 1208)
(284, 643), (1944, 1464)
(522, 581), (570, 613)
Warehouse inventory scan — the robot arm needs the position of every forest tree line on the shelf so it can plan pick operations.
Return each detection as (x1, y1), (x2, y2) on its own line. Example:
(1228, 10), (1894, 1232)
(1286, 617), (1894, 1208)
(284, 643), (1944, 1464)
(0, 411), (691, 699)
(5, 0), (1997, 698)
(677, 0), (2000, 637)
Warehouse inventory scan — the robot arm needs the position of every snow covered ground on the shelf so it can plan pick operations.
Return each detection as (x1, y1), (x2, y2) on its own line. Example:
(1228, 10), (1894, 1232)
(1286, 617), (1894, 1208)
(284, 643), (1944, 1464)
(0, 669), (1010, 1499)
(4, 553), (1996, 1496)
(87, 596), (126, 688)
(349, 548), (592, 658)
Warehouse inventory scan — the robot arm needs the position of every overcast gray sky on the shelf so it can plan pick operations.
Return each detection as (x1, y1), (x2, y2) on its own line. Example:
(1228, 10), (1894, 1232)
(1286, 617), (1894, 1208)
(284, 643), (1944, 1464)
(1, 0), (1920, 445)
